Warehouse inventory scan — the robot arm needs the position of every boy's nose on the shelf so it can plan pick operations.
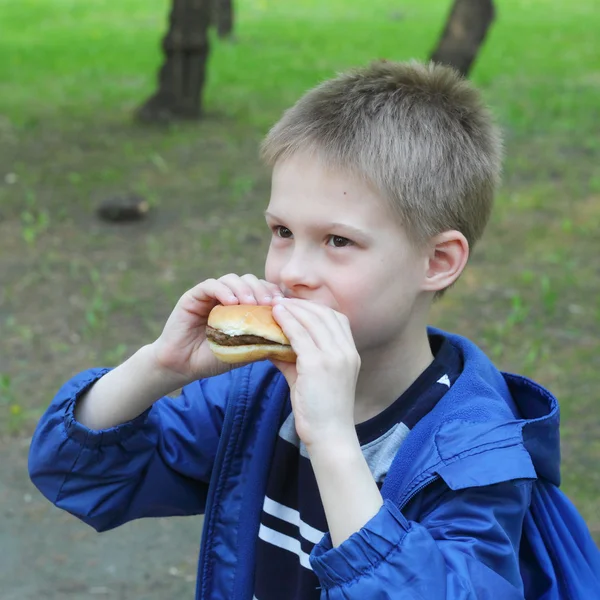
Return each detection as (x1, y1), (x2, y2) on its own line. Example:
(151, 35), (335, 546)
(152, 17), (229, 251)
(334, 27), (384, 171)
(279, 251), (319, 292)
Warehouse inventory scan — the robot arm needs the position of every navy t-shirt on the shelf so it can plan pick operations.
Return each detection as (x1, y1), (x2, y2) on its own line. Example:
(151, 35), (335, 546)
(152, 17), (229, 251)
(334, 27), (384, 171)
(253, 335), (463, 599)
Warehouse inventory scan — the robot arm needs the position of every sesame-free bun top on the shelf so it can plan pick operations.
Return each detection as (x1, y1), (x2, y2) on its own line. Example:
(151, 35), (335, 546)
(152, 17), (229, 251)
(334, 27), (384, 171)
(207, 304), (290, 345)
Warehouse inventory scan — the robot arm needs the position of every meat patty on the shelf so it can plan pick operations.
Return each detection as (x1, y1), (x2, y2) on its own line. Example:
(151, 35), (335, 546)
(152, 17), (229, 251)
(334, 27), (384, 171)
(205, 326), (282, 346)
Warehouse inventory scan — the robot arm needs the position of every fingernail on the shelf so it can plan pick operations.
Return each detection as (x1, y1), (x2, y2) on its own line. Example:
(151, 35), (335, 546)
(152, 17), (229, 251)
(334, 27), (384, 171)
(263, 295), (272, 302)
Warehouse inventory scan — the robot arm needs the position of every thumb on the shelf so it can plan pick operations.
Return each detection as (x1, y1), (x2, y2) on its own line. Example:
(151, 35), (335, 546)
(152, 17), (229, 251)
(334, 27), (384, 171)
(270, 359), (297, 387)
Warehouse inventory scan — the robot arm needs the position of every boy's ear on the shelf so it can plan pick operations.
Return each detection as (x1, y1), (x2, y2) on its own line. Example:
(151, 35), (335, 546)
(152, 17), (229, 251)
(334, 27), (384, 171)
(422, 231), (469, 293)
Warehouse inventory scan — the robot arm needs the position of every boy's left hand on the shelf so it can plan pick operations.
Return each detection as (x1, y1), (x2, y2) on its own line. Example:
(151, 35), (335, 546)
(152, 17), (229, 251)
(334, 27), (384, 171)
(271, 298), (361, 449)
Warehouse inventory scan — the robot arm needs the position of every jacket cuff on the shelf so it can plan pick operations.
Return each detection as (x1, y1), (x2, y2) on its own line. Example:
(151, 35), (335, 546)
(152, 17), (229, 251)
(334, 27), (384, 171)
(310, 499), (409, 589)
(62, 368), (152, 447)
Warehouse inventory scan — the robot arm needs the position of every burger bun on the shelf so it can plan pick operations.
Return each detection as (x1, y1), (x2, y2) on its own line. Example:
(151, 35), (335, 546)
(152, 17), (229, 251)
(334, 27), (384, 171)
(207, 341), (296, 364)
(207, 304), (296, 364)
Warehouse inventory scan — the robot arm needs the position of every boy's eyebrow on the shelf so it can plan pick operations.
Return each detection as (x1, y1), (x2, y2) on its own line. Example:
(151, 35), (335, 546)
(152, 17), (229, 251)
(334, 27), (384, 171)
(264, 211), (372, 241)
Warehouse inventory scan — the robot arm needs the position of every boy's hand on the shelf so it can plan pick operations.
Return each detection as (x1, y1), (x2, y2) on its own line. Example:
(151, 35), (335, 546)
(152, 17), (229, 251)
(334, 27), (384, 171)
(151, 274), (284, 383)
(270, 298), (361, 449)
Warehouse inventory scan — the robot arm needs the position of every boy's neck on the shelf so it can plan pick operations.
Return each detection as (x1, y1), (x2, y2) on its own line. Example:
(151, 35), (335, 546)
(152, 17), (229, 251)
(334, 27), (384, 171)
(353, 326), (434, 425)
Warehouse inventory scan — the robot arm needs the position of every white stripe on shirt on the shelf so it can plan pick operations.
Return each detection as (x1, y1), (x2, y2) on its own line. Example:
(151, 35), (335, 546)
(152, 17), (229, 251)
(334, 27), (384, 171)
(263, 496), (325, 544)
(258, 524), (313, 570)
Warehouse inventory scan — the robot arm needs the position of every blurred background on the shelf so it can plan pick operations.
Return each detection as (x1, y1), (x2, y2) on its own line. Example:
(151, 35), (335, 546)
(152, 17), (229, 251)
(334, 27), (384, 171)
(1, 0), (598, 598)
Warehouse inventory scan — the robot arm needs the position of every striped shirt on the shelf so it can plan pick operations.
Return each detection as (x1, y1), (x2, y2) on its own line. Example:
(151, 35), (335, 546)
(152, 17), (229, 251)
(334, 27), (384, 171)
(253, 335), (462, 599)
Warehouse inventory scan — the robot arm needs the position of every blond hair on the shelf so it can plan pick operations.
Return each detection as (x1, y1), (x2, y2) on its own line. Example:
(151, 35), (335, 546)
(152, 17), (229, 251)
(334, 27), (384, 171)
(261, 60), (503, 252)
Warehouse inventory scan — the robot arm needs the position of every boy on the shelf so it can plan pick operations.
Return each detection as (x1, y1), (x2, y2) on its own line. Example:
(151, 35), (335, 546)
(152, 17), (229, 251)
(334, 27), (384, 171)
(29, 61), (600, 599)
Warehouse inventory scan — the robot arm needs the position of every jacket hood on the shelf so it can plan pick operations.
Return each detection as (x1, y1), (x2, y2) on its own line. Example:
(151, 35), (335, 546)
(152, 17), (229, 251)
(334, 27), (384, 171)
(501, 371), (561, 485)
(381, 328), (562, 505)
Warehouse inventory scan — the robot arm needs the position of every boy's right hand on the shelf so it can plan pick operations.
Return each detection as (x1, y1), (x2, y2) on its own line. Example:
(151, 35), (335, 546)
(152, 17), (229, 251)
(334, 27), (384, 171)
(150, 274), (284, 383)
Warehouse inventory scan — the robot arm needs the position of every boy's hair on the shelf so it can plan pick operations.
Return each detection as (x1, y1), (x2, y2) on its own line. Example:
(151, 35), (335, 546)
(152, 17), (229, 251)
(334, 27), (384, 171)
(261, 60), (503, 255)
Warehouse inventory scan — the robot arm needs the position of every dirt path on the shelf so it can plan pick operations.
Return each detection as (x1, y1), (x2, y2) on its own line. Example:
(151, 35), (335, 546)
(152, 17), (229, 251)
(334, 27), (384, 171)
(1, 437), (203, 599)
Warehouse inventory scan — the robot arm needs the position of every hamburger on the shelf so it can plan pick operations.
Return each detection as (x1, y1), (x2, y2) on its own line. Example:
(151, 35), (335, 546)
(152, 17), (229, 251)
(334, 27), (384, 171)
(206, 304), (296, 364)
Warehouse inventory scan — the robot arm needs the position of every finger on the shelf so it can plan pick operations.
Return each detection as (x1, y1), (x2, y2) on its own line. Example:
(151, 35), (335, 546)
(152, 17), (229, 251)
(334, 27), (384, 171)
(273, 300), (345, 353)
(218, 273), (259, 305)
(272, 303), (320, 354)
(240, 274), (283, 305)
(262, 280), (285, 299)
(269, 358), (298, 387)
(185, 279), (240, 310)
(274, 299), (347, 347)
(284, 299), (354, 341)
(331, 308), (354, 340)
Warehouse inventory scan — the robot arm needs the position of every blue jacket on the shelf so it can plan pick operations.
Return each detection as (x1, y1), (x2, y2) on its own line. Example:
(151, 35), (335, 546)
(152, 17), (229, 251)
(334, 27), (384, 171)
(29, 329), (600, 599)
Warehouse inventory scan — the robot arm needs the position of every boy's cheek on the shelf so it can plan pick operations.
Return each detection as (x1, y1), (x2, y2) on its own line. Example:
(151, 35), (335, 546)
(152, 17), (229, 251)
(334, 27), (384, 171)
(263, 255), (277, 283)
(263, 268), (280, 290)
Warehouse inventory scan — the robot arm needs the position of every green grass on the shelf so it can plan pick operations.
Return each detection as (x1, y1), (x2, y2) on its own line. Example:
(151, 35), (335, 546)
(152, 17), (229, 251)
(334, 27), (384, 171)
(2, 0), (598, 130)
(0, 0), (599, 538)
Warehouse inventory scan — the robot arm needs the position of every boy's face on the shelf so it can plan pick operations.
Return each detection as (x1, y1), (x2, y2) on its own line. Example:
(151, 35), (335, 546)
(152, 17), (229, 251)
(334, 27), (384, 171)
(264, 153), (431, 353)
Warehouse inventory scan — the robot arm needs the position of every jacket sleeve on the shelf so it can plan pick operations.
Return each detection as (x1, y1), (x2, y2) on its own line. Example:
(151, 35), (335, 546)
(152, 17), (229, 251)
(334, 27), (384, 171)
(310, 480), (531, 599)
(28, 366), (234, 532)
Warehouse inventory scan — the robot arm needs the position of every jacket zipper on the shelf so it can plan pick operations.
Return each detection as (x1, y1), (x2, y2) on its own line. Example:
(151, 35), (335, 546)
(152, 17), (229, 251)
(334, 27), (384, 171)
(398, 474), (440, 511)
(196, 379), (243, 599)
(196, 380), (438, 598)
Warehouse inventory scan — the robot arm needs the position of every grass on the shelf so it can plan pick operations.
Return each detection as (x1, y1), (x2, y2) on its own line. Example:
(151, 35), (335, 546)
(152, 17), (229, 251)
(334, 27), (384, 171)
(0, 0), (599, 537)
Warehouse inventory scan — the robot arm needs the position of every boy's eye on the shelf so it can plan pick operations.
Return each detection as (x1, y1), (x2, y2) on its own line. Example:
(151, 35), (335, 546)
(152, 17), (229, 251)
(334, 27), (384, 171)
(327, 235), (353, 248)
(274, 226), (293, 238)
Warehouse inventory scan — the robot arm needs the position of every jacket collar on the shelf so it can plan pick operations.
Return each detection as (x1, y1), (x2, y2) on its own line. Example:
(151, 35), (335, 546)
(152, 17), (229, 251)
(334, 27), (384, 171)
(381, 328), (560, 506)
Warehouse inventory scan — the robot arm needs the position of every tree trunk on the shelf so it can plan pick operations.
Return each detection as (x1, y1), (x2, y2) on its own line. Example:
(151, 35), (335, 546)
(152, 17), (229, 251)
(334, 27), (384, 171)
(136, 0), (212, 123)
(215, 0), (234, 39)
(429, 0), (495, 77)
